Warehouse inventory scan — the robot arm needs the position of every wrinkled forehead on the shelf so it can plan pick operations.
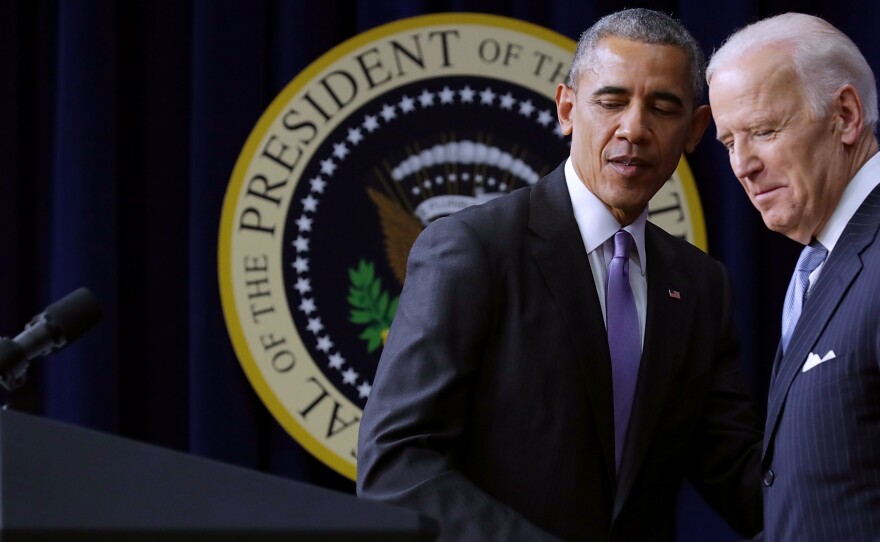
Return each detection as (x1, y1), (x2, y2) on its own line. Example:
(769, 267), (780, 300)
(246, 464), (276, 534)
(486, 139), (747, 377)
(710, 48), (801, 102)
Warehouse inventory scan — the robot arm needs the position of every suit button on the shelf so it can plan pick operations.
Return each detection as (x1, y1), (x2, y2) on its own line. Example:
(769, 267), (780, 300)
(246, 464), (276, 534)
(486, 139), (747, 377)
(762, 469), (775, 486)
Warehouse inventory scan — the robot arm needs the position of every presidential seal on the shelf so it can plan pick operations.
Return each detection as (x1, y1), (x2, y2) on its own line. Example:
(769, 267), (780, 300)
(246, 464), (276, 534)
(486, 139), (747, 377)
(218, 13), (707, 481)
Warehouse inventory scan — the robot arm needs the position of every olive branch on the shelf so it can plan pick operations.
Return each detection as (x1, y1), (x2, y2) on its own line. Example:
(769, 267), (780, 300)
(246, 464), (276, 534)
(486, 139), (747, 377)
(348, 259), (398, 353)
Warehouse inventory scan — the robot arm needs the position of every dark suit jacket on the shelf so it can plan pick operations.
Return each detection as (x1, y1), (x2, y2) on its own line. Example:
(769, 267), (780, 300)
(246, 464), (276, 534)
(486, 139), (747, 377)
(357, 163), (763, 541)
(762, 184), (880, 542)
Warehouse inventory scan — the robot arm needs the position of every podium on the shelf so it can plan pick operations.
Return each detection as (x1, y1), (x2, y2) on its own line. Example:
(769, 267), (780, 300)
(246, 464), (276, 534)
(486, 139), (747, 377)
(0, 409), (437, 541)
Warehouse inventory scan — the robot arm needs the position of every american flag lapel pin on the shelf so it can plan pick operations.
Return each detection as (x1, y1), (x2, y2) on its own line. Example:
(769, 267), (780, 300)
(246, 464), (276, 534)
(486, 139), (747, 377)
(668, 289), (681, 300)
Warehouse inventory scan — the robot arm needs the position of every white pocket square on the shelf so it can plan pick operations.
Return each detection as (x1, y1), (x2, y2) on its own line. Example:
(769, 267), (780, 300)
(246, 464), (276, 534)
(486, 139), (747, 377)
(802, 350), (837, 372)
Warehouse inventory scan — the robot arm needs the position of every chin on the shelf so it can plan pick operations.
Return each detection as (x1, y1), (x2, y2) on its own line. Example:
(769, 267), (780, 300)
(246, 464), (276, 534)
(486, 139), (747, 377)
(762, 217), (784, 233)
(764, 219), (800, 241)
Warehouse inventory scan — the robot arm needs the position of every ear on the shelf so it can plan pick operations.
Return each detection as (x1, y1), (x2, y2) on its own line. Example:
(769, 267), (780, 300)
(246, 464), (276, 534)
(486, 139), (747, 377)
(555, 83), (575, 136)
(684, 104), (711, 153)
(833, 84), (864, 145)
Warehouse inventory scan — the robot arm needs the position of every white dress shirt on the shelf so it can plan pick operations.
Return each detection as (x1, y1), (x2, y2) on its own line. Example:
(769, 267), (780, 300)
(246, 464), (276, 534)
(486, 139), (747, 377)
(564, 157), (648, 347)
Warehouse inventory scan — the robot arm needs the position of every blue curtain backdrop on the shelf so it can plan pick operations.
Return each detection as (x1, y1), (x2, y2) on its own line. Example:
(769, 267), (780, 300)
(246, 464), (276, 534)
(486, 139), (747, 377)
(2, 0), (879, 539)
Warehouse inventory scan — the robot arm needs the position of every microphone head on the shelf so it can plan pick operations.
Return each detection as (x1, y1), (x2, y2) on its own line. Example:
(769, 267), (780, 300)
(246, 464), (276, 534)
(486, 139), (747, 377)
(44, 287), (102, 343)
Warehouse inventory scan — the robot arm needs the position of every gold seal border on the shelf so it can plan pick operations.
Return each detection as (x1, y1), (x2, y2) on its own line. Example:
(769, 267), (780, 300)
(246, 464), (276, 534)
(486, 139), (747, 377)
(676, 155), (708, 251)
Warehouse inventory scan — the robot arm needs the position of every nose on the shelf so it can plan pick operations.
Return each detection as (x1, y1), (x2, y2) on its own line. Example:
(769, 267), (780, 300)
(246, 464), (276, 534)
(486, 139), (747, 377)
(730, 141), (762, 180)
(614, 106), (650, 144)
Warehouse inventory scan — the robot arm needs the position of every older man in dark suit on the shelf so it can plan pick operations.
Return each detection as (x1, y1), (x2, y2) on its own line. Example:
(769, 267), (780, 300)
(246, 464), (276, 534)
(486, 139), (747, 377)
(358, 9), (764, 541)
(709, 12), (880, 542)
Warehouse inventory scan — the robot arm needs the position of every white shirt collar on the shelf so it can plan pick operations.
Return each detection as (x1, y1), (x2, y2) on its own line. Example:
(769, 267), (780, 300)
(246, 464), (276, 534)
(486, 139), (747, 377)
(564, 157), (648, 275)
(816, 151), (880, 253)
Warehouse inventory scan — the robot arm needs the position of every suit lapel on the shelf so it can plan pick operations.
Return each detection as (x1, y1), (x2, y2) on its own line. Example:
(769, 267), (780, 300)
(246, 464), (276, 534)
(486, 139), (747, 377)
(764, 185), (880, 455)
(613, 225), (689, 519)
(529, 165), (617, 487)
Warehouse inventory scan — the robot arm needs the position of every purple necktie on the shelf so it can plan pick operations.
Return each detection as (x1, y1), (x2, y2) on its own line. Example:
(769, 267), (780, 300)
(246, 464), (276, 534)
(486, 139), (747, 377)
(606, 230), (641, 470)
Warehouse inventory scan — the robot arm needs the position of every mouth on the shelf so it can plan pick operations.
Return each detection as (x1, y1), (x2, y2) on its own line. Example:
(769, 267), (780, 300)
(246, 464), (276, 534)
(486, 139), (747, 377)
(753, 185), (785, 202)
(607, 155), (649, 176)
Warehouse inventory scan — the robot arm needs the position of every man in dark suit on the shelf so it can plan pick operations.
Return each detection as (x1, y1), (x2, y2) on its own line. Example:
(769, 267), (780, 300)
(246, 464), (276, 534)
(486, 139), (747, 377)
(357, 9), (763, 541)
(708, 12), (880, 542)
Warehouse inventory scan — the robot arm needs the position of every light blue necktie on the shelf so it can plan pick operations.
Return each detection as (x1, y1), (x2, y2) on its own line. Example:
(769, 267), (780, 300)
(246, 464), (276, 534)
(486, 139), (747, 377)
(781, 241), (828, 352)
(606, 230), (640, 470)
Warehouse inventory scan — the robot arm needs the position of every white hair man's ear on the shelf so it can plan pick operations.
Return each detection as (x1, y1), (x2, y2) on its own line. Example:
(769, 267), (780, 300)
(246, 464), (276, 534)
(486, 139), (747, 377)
(834, 84), (864, 145)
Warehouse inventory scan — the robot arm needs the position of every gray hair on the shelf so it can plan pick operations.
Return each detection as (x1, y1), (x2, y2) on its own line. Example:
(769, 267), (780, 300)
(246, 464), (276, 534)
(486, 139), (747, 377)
(568, 8), (706, 102)
(707, 12), (878, 129)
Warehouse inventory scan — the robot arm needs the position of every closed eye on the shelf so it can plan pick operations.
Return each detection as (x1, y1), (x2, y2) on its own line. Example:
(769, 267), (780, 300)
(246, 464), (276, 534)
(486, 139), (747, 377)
(653, 105), (679, 116)
(595, 100), (625, 110)
(716, 135), (734, 152)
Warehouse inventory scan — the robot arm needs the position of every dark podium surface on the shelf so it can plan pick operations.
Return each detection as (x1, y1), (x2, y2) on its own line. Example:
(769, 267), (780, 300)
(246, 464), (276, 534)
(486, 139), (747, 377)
(0, 409), (437, 541)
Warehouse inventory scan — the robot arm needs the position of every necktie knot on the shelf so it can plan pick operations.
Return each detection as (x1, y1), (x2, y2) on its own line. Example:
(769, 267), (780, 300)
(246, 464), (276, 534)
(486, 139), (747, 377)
(796, 241), (828, 273)
(613, 230), (634, 260)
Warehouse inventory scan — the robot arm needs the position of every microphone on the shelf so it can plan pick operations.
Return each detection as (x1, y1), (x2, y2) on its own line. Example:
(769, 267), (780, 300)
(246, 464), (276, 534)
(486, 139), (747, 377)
(0, 288), (102, 391)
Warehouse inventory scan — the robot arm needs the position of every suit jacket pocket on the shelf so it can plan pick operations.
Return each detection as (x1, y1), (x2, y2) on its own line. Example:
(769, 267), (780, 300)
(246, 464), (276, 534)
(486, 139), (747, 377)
(790, 352), (852, 395)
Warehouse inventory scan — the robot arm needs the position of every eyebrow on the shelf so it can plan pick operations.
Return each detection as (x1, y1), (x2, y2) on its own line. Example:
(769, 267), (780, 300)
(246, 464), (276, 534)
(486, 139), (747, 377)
(592, 86), (627, 98)
(652, 91), (685, 108)
(592, 86), (685, 108)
